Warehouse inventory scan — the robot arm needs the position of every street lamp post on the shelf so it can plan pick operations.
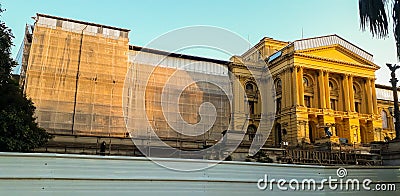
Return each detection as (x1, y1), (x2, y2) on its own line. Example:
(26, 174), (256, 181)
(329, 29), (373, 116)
(387, 63), (400, 140)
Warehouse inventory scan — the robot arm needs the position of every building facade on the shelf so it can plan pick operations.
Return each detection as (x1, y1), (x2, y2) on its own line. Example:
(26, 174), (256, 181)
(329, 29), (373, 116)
(18, 14), (397, 153)
(234, 36), (391, 147)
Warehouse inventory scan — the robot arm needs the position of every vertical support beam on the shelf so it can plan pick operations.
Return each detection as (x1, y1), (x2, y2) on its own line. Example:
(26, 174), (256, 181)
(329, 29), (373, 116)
(324, 71), (330, 109)
(298, 66), (304, 106)
(343, 74), (350, 112)
(349, 75), (355, 112)
(292, 66), (299, 106)
(72, 25), (88, 134)
(318, 69), (326, 108)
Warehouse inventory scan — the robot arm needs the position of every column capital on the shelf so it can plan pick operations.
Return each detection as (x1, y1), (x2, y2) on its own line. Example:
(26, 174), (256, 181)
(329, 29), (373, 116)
(363, 77), (375, 82)
(344, 73), (353, 76)
(294, 65), (304, 72)
(290, 65), (299, 72)
(293, 64), (301, 69)
(318, 69), (329, 75)
(325, 70), (330, 77)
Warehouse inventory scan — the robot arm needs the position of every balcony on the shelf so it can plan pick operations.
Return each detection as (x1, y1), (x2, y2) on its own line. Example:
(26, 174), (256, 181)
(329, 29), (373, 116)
(307, 108), (323, 115)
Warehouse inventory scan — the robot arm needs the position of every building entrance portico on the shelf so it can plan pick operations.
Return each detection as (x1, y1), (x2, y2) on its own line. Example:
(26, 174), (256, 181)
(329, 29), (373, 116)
(235, 35), (386, 147)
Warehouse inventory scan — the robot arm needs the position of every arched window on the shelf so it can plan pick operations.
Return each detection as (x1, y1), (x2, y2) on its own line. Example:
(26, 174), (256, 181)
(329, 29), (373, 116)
(275, 79), (282, 91)
(353, 83), (362, 97)
(329, 79), (339, 110)
(329, 81), (334, 91)
(303, 77), (309, 87)
(246, 83), (254, 91)
(382, 110), (388, 129)
(353, 82), (362, 112)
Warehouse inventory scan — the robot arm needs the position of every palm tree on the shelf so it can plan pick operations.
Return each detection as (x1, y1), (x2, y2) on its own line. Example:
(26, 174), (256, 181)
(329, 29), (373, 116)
(359, 0), (400, 60)
(360, 1), (400, 140)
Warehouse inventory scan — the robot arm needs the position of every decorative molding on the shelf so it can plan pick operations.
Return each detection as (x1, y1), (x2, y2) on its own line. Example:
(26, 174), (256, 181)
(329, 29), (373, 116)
(294, 53), (379, 70)
(295, 40), (375, 66)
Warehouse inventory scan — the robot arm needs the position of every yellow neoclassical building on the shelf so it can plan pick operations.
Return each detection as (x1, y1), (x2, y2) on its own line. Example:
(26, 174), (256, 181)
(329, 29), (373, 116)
(231, 35), (394, 147)
(17, 14), (396, 155)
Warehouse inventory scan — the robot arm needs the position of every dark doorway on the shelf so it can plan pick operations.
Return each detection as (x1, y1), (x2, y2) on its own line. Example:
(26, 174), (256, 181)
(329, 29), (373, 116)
(309, 122), (314, 143)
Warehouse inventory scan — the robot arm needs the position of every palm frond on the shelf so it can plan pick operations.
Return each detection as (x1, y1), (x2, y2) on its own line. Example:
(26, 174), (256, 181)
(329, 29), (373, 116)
(393, 0), (400, 60)
(359, 0), (389, 38)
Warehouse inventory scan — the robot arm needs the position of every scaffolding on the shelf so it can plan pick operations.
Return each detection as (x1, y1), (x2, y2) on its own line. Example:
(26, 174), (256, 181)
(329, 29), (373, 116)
(21, 14), (129, 137)
(22, 14), (232, 146)
(124, 48), (232, 147)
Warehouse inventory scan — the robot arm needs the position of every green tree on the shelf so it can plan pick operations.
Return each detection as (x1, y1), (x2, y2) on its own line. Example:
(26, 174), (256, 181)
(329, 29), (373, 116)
(0, 5), (51, 152)
(359, 0), (400, 59)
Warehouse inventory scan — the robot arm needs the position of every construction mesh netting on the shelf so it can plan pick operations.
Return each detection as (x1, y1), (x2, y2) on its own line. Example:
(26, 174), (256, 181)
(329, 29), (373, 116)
(22, 15), (129, 137)
(22, 14), (232, 140)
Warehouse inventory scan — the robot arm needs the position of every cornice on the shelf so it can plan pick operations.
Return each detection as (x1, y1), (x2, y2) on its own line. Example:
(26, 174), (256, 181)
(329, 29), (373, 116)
(295, 44), (380, 69)
(229, 62), (266, 72)
(294, 53), (379, 71)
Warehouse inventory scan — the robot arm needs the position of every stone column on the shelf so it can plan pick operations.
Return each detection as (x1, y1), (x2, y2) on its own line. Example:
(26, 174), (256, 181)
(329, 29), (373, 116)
(286, 69), (292, 108)
(324, 71), (330, 109)
(349, 75), (355, 112)
(343, 74), (350, 111)
(282, 69), (289, 108)
(292, 66), (299, 106)
(230, 69), (247, 132)
(298, 66), (304, 106)
(371, 79), (378, 114)
(318, 69), (326, 109)
(366, 78), (373, 114)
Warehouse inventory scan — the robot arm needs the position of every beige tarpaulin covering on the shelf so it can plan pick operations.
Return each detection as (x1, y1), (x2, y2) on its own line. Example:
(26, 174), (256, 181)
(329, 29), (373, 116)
(22, 14), (129, 137)
(125, 50), (231, 141)
(22, 14), (231, 141)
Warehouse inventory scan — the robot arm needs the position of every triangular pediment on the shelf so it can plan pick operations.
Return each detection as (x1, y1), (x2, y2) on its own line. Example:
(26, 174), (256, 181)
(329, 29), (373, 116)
(296, 44), (375, 66)
(292, 35), (378, 68)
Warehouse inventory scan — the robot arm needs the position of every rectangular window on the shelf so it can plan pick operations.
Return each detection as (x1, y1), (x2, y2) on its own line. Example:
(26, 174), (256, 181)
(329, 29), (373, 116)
(330, 99), (336, 110)
(355, 102), (360, 112)
(304, 96), (311, 108)
(276, 98), (281, 113)
(249, 101), (255, 114)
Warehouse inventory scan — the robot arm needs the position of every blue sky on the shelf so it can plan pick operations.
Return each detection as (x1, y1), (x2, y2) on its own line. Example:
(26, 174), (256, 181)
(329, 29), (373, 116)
(2, 0), (397, 85)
